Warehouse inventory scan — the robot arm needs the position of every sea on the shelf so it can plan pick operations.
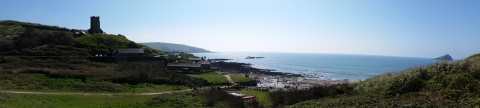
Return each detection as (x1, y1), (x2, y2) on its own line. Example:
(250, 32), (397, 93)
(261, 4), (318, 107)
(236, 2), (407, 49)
(192, 52), (440, 81)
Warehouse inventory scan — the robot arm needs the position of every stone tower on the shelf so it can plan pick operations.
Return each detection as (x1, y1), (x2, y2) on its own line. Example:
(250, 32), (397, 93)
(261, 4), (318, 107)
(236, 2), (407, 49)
(88, 16), (104, 34)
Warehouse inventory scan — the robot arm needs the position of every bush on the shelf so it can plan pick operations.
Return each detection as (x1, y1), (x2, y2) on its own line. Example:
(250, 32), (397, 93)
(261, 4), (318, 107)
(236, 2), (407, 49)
(354, 67), (428, 95)
(71, 82), (123, 92)
(146, 91), (203, 107)
(269, 84), (353, 107)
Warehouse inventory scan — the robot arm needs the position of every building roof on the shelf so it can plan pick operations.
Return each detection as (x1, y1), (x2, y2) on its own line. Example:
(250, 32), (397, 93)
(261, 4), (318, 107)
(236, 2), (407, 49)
(167, 63), (201, 67)
(116, 48), (145, 54)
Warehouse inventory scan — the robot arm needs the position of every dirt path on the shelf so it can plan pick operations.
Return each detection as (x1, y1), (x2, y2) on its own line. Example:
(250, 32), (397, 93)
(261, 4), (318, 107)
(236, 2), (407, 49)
(0, 89), (192, 96)
(223, 74), (238, 85)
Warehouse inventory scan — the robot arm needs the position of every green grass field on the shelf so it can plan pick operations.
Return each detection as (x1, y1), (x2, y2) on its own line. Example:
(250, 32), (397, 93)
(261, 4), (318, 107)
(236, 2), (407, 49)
(230, 74), (254, 83)
(186, 72), (229, 85)
(122, 83), (189, 93)
(0, 90), (230, 108)
(0, 93), (157, 108)
(239, 89), (272, 106)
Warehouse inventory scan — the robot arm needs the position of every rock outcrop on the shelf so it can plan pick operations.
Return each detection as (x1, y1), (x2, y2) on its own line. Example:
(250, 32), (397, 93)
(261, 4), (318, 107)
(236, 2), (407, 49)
(435, 54), (453, 60)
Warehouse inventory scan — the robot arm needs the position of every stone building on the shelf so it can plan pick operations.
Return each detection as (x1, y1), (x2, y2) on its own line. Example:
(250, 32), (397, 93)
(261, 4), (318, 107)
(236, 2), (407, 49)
(88, 16), (104, 34)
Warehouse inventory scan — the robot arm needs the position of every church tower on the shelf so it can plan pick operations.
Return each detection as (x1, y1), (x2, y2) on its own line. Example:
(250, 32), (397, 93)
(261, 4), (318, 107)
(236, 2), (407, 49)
(88, 16), (104, 34)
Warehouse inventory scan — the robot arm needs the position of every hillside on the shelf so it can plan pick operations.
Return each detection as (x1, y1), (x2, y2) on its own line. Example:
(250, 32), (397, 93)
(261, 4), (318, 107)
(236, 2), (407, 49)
(0, 20), (165, 56)
(0, 20), (207, 92)
(139, 42), (211, 53)
(288, 53), (480, 107)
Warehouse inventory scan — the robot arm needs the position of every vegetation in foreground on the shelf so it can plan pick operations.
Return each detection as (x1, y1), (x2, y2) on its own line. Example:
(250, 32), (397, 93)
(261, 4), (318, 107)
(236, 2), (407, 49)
(1, 88), (247, 108)
(0, 93), (156, 108)
(288, 54), (480, 107)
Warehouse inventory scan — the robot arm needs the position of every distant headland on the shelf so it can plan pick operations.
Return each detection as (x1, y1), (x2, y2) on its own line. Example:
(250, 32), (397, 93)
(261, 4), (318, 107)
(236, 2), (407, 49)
(435, 54), (453, 60)
(139, 42), (212, 53)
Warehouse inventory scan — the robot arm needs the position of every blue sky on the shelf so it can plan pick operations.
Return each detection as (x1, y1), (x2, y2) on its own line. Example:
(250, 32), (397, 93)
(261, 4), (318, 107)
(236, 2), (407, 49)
(1, 0), (479, 59)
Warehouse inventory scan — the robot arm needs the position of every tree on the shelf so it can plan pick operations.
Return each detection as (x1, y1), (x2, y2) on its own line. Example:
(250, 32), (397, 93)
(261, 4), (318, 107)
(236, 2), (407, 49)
(53, 31), (74, 45)
(14, 27), (39, 50)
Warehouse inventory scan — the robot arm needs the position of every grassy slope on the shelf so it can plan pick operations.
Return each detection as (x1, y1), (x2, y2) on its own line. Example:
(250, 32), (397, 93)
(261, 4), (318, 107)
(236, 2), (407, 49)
(230, 74), (254, 83)
(0, 20), (224, 107)
(1, 93), (157, 108)
(0, 58), (199, 92)
(186, 72), (229, 85)
(0, 88), (248, 108)
(290, 54), (480, 107)
(0, 20), (166, 56)
(0, 20), (204, 92)
(1, 89), (230, 108)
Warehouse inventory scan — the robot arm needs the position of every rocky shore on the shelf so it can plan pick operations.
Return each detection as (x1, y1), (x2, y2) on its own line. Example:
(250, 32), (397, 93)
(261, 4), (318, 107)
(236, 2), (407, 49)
(210, 62), (303, 77)
(211, 61), (358, 91)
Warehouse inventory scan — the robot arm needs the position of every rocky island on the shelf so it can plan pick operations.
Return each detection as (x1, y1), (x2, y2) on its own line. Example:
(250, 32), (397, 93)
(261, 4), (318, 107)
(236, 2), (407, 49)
(435, 54), (453, 60)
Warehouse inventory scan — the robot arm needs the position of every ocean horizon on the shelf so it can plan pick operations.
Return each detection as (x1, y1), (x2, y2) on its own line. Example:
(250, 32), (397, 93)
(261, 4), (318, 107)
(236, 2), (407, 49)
(193, 52), (440, 80)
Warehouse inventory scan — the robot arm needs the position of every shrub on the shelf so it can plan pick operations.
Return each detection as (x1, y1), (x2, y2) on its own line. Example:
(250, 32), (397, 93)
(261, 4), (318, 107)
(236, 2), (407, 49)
(146, 91), (203, 107)
(269, 84), (353, 107)
(71, 82), (123, 92)
(355, 66), (427, 95)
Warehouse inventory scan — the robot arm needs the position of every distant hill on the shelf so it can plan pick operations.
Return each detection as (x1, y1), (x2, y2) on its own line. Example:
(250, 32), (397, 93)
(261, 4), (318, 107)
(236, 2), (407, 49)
(139, 42), (212, 53)
(435, 54), (453, 60)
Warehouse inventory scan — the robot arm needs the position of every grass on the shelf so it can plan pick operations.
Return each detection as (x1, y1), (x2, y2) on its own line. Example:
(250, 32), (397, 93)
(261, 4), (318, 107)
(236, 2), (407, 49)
(230, 74), (254, 83)
(0, 89), (247, 108)
(0, 58), (205, 92)
(0, 93), (157, 108)
(122, 83), (189, 93)
(186, 72), (229, 85)
(239, 89), (272, 106)
(0, 72), (188, 93)
(0, 84), (188, 93)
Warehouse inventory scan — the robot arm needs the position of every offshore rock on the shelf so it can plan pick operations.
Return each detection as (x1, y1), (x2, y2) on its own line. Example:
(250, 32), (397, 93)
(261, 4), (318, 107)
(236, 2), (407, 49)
(435, 54), (453, 60)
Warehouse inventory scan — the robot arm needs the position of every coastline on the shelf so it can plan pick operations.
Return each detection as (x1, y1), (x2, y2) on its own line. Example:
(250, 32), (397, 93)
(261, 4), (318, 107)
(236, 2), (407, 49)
(210, 61), (359, 91)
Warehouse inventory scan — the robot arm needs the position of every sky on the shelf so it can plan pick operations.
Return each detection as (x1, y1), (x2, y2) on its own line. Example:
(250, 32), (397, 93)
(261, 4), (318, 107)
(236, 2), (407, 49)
(1, 0), (479, 59)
